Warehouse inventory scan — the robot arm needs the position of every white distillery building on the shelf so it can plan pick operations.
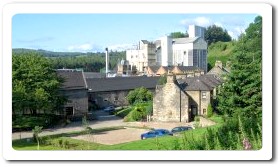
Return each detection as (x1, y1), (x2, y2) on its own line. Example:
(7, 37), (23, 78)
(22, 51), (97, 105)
(126, 25), (208, 73)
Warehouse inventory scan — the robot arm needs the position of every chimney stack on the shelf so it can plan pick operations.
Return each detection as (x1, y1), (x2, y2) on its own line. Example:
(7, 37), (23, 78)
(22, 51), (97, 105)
(105, 48), (109, 77)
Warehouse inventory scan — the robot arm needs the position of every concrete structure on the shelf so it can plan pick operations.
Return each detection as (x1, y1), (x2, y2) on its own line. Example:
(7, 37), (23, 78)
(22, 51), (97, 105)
(189, 25), (206, 39)
(126, 40), (156, 73)
(172, 37), (207, 72)
(126, 25), (208, 74)
(153, 74), (222, 122)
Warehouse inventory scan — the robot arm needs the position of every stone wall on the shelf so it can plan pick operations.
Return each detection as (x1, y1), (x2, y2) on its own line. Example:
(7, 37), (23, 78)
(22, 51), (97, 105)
(153, 75), (189, 122)
(187, 90), (211, 116)
(62, 89), (88, 116)
(89, 90), (130, 108)
(89, 88), (156, 109)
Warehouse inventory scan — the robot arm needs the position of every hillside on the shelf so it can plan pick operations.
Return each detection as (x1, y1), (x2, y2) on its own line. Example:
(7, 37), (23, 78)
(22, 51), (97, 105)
(207, 41), (236, 70)
(12, 48), (126, 72)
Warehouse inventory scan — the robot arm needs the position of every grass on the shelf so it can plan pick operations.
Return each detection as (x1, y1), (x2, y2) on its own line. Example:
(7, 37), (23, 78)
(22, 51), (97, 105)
(207, 41), (236, 69)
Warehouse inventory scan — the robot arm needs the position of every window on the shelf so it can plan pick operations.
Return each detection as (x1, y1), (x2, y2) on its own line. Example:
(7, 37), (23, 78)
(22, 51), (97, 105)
(202, 92), (207, 99)
(131, 55), (133, 59)
(203, 109), (206, 114)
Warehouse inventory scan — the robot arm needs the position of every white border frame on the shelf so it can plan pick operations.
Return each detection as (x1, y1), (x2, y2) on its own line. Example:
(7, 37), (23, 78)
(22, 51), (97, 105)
(2, 2), (272, 160)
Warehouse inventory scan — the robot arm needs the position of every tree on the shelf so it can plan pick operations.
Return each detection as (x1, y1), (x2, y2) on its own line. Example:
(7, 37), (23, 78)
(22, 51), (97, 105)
(205, 25), (232, 45)
(217, 16), (262, 131)
(126, 87), (153, 105)
(170, 31), (189, 38)
(12, 52), (66, 114)
(32, 126), (43, 150)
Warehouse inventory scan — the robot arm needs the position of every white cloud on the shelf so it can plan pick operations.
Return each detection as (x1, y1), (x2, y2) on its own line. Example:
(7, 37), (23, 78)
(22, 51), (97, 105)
(107, 44), (134, 52)
(194, 17), (211, 27)
(180, 17), (211, 27)
(67, 43), (94, 52)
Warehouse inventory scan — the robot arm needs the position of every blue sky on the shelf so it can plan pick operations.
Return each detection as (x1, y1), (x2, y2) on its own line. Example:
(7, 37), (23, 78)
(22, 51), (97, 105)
(12, 14), (258, 52)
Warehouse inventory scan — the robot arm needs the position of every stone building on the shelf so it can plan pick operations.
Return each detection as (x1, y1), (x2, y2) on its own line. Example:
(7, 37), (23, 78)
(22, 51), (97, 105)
(153, 74), (222, 122)
(153, 75), (189, 122)
(207, 60), (230, 78)
(87, 76), (159, 109)
(57, 69), (88, 117)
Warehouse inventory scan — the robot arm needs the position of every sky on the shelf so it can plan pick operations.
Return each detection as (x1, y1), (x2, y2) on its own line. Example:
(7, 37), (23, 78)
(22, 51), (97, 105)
(12, 14), (258, 52)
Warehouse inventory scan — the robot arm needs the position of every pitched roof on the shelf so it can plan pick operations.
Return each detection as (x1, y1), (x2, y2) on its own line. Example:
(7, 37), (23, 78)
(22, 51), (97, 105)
(207, 66), (229, 76)
(57, 70), (87, 90)
(87, 76), (160, 92)
(141, 40), (149, 44)
(147, 66), (161, 73)
(161, 66), (174, 71)
(172, 37), (199, 44)
(177, 75), (222, 91)
(174, 66), (203, 72)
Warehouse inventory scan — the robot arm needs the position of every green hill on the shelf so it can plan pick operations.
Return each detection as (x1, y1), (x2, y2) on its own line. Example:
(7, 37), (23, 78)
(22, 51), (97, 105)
(207, 41), (236, 70)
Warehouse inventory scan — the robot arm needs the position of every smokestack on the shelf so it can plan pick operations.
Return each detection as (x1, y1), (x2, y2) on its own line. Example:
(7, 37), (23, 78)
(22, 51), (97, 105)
(105, 47), (109, 77)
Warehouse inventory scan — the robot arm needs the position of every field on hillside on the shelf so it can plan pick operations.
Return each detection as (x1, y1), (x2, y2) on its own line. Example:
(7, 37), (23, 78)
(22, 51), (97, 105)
(207, 41), (236, 70)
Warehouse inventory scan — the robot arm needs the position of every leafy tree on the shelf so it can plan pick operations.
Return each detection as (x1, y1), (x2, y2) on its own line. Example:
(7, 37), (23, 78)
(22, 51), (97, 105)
(205, 25), (232, 45)
(12, 52), (66, 115)
(217, 16), (262, 135)
(32, 126), (43, 150)
(126, 87), (153, 105)
(207, 104), (213, 118)
(170, 31), (189, 38)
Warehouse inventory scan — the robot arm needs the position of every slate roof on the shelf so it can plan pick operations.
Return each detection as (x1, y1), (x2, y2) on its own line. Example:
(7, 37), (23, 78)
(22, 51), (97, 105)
(161, 66), (174, 71)
(84, 72), (106, 78)
(172, 37), (199, 44)
(141, 40), (149, 44)
(57, 70), (87, 90)
(175, 66), (203, 72)
(87, 76), (160, 92)
(177, 74), (222, 91)
(147, 66), (161, 73)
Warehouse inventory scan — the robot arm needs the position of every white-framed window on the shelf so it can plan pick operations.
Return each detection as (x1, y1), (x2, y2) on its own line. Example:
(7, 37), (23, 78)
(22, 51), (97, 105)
(202, 92), (207, 99)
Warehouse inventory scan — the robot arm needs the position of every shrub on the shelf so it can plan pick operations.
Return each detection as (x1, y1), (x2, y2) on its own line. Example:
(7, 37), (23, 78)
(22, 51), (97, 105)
(127, 87), (153, 105)
(207, 104), (213, 118)
(123, 103), (149, 122)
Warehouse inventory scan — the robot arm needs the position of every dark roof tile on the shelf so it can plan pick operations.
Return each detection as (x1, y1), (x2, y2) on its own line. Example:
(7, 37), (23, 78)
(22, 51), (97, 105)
(57, 70), (87, 90)
(87, 76), (160, 92)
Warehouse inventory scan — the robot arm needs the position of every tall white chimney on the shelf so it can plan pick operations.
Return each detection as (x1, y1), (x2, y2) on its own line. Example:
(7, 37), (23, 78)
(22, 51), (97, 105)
(105, 47), (109, 77)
